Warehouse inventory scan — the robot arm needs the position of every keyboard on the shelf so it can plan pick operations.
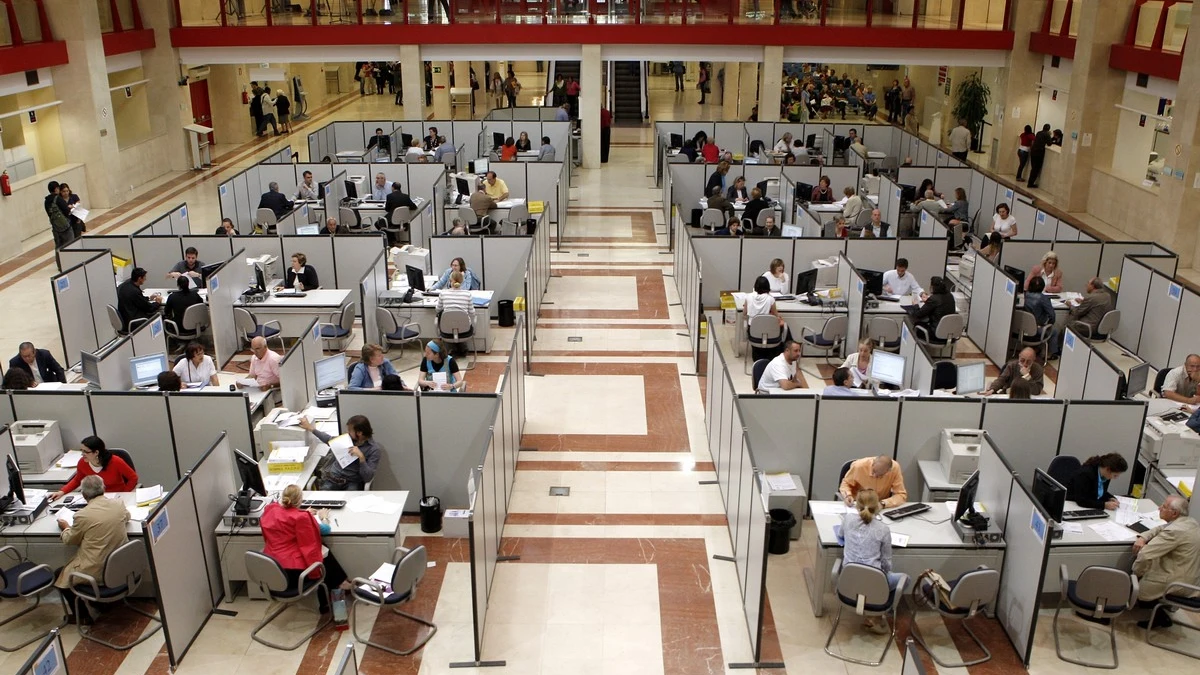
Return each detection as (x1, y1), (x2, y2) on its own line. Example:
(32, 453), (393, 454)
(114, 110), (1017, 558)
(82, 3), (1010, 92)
(877, 294), (901, 302)
(1061, 509), (1108, 521)
(274, 291), (307, 298)
(775, 295), (795, 302)
(421, 289), (440, 296)
(300, 499), (347, 510)
(882, 503), (931, 521)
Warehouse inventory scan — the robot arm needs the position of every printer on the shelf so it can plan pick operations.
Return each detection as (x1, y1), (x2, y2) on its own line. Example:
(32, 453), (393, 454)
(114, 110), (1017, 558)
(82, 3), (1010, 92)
(253, 408), (312, 454)
(12, 420), (64, 474)
(940, 428), (983, 484)
(1142, 412), (1200, 469)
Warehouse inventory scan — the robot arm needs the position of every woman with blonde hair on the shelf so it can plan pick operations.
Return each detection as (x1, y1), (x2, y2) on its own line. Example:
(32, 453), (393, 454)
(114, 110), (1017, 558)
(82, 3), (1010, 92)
(841, 488), (902, 634)
(760, 258), (790, 294)
(1027, 250), (1064, 293)
(840, 338), (875, 389)
(261, 484), (351, 614)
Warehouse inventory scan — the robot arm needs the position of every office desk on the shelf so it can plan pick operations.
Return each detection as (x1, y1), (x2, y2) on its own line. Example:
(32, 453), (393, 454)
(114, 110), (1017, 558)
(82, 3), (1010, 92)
(731, 292), (848, 358)
(805, 194), (881, 228)
(443, 197), (528, 228)
(335, 149), (373, 163)
(215, 490), (407, 601)
(804, 500), (1005, 616)
(1043, 498), (1158, 593)
(235, 288), (354, 338)
(918, 461), (963, 502)
(379, 290), (495, 352)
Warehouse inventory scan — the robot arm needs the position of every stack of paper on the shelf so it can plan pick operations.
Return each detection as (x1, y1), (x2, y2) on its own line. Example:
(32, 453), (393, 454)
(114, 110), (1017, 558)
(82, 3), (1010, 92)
(136, 485), (164, 506)
(267, 442), (308, 473)
(357, 562), (396, 595)
(56, 450), (83, 468)
(811, 502), (848, 515)
(56, 507), (75, 526)
(764, 473), (797, 492)
(1090, 521), (1137, 542)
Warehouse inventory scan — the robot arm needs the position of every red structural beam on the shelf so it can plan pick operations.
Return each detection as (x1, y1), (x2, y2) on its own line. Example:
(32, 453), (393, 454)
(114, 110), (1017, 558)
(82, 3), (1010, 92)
(102, 27), (155, 55)
(0, 41), (68, 74)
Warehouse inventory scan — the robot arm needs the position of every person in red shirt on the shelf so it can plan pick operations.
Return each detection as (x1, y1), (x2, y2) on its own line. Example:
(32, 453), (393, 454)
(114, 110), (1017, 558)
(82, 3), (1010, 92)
(50, 436), (137, 499)
(261, 485), (349, 613)
(701, 138), (720, 163)
(600, 106), (612, 163)
(1016, 124), (1035, 181)
(499, 136), (518, 162)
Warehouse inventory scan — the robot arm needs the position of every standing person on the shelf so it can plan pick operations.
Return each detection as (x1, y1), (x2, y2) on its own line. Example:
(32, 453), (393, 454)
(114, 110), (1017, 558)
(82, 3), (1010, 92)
(948, 118), (971, 161)
(900, 77), (915, 126)
(1026, 124), (1052, 188)
(393, 61), (404, 105)
(697, 64), (709, 104)
(274, 89), (291, 134)
(504, 71), (521, 108)
(248, 81), (263, 135)
(490, 71), (504, 109)
(374, 62), (387, 96)
(885, 79), (901, 123)
(258, 88), (279, 136)
(469, 66), (479, 114)
(671, 61), (685, 91)
(425, 62), (434, 106)
(547, 73), (566, 107)
(46, 180), (73, 248)
(600, 106), (612, 164)
(1016, 124), (1035, 181)
(566, 76), (581, 119)
(59, 183), (85, 241)
(355, 62), (366, 95)
(362, 62), (376, 95)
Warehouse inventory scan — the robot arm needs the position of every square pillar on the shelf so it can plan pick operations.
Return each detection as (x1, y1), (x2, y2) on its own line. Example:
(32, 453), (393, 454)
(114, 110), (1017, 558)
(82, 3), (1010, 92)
(759, 47), (783, 127)
(579, 45), (602, 168)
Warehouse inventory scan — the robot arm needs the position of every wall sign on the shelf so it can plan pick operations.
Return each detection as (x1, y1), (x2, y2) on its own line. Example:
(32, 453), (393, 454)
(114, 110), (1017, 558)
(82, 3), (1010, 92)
(55, 277), (70, 293)
(1030, 509), (1047, 544)
(150, 508), (170, 544)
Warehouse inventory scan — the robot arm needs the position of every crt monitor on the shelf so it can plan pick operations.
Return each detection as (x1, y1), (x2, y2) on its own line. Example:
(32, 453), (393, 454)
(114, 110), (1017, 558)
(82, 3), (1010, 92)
(129, 352), (168, 388)
(80, 351), (101, 385)
(405, 264), (426, 291)
(344, 179), (358, 201)
(4, 454), (24, 510)
(1032, 468), (1067, 522)
(1126, 362), (1151, 398)
(859, 269), (885, 297)
(314, 353), (347, 391)
(455, 176), (471, 199)
(233, 448), (267, 511)
(1003, 265), (1026, 291)
(794, 268), (819, 295)
(669, 133), (684, 149)
(953, 469), (980, 523)
(473, 158), (489, 175)
(492, 131), (505, 149)
(956, 362), (986, 395)
(870, 350), (905, 387)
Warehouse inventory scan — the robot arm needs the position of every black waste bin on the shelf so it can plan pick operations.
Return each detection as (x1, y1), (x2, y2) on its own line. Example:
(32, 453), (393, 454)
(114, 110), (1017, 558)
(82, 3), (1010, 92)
(498, 299), (515, 327)
(768, 509), (796, 555)
(420, 496), (443, 533)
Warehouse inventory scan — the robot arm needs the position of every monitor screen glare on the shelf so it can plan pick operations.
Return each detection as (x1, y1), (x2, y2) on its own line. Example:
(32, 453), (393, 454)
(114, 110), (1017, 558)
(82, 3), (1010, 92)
(870, 350), (905, 387)
(314, 354), (347, 392)
(130, 352), (168, 388)
(956, 362), (986, 395)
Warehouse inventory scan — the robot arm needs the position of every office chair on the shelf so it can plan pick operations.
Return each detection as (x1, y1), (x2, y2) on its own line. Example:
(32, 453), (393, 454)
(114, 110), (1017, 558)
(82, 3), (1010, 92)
(1145, 581), (1200, 658)
(1047, 455), (1081, 487)
(501, 203), (530, 236)
(437, 308), (476, 370)
(1153, 367), (1170, 396)
(755, 208), (774, 232)
(867, 317), (901, 352)
(69, 540), (161, 650)
(0, 547), (67, 651)
(1053, 564), (1137, 669)
(801, 315), (848, 366)
(163, 304), (210, 353)
(751, 358), (770, 393)
(836, 460), (853, 500)
(911, 566), (1000, 667)
(234, 307), (284, 351)
(376, 307), (421, 358)
(699, 208), (725, 233)
(824, 561), (908, 666)
(339, 205), (365, 232)
(1014, 310), (1052, 362)
(351, 545), (437, 655)
(932, 361), (957, 392)
(439, 150), (457, 170)
(745, 314), (784, 375)
(106, 304), (128, 336)
(318, 302), (356, 352)
(245, 551), (330, 651)
(109, 448), (135, 470)
(1070, 310), (1120, 344)
(384, 207), (417, 246)
(915, 314), (965, 359)
(255, 208), (278, 235)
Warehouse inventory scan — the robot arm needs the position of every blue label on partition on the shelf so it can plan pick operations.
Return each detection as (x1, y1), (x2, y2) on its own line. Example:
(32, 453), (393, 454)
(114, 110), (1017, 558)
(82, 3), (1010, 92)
(1065, 332), (1076, 351)
(33, 642), (59, 675)
(312, 324), (321, 340)
(55, 277), (70, 293)
(325, 185), (332, 195)
(209, 276), (219, 292)
(857, 280), (863, 294)
(1030, 509), (1047, 544)
(1004, 189), (1014, 201)
(920, 211), (928, 225)
(901, 323), (910, 344)
(179, 206), (187, 218)
(150, 317), (162, 337)
(1169, 283), (1182, 301)
(150, 508), (170, 544)
(1005, 280), (1015, 296)
(1036, 212), (1045, 225)
(219, 185), (227, 196)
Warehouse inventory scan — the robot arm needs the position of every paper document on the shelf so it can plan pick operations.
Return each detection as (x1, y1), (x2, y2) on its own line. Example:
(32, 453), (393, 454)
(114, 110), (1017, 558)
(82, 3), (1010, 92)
(764, 473), (797, 492)
(302, 406), (336, 421)
(236, 378), (260, 388)
(56, 507), (75, 526)
(347, 495), (400, 515)
(356, 562), (396, 595)
(1089, 521), (1137, 542)
(890, 533), (910, 548)
(1116, 496), (1139, 509)
(128, 506), (150, 521)
(327, 434), (357, 468)
(57, 450), (83, 468)
(71, 206), (92, 222)
(33, 382), (65, 390)
(810, 502), (848, 515)
(136, 485), (164, 506)
(888, 389), (922, 398)
(1061, 522), (1083, 535)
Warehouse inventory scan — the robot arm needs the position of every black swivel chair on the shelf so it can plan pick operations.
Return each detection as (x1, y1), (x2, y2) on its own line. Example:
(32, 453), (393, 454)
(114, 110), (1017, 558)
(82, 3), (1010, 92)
(1153, 368), (1170, 397)
(751, 359), (770, 392)
(1047, 456), (1080, 487)
(837, 460), (853, 500)
(109, 449), (135, 470)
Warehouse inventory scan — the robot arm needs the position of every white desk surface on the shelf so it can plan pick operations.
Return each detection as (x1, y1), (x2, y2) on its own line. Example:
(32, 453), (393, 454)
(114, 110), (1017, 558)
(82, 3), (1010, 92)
(810, 500), (1004, 549)
(808, 195), (880, 212)
(236, 288), (352, 309)
(698, 198), (782, 212)
(1052, 498), (1159, 547)
(214, 490), (407, 537)
(918, 460), (964, 492)
(5, 492), (147, 537)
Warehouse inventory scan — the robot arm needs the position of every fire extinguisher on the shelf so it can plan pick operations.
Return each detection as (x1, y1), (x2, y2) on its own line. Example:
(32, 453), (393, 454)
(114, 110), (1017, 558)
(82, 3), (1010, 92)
(0, 171), (11, 197)
(241, 88), (249, 105)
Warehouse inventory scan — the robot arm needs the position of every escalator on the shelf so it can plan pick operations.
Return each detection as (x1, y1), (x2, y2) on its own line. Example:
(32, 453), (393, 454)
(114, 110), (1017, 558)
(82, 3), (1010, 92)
(547, 60), (580, 107)
(611, 60), (645, 124)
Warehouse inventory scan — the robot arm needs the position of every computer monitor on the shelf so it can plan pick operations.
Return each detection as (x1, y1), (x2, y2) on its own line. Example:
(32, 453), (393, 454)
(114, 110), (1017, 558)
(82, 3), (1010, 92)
(833, 135), (846, 151)
(953, 469), (980, 523)
(805, 133), (817, 149)
(492, 131), (505, 149)
(756, 180), (770, 198)
(795, 182), (814, 202)
(781, 225), (803, 238)
(870, 350), (905, 387)
(0, 452), (12, 512)
(233, 448), (267, 512)
(899, 184), (917, 203)
(296, 224), (320, 235)
(405, 264), (426, 291)
(1003, 265), (1026, 291)
(400, 133), (414, 150)
(455, 176), (471, 200)
(794, 268), (819, 295)
(1126, 362), (1152, 398)
(129, 352), (168, 388)
(669, 133), (684, 149)
(252, 265), (268, 294)
(4, 454), (25, 510)
(474, 158), (489, 175)
(314, 353), (347, 391)
(199, 262), (223, 287)
(80, 351), (101, 386)
(1032, 468), (1067, 522)
(956, 362), (986, 395)
(859, 269), (884, 297)
(344, 179), (358, 200)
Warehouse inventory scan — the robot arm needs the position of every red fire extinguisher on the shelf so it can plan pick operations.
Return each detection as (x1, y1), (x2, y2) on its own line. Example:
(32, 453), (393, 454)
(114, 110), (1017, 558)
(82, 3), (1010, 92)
(0, 171), (11, 197)
(241, 88), (249, 104)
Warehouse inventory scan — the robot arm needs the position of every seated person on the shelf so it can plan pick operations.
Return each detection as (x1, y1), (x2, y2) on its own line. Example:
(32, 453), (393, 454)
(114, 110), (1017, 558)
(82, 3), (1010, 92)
(701, 138), (720, 164)
(741, 188), (770, 226)
(2, 369), (33, 390)
(54, 475), (130, 624)
(366, 127), (391, 156)
(385, 182), (418, 224)
(433, 138), (455, 164)
(349, 344), (402, 390)
(706, 185), (733, 220)
(436, 271), (475, 320)
(1023, 276), (1055, 327)
(975, 231), (1003, 263)
(839, 455), (907, 508)
(679, 140), (698, 163)
(712, 216), (744, 236)
(9, 341), (66, 384)
(1132, 495), (1200, 629)
(760, 258), (789, 294)
(404, 138), (426, 162)
(810, 176), (834, 203)
(841, 187), (868, 223)
(369, 172), (389, 201)
(257, 182), (293, 220)
(323, 217), (349, 235)
(431, 257), (480, 291)
(1067, 277), (1114, 337)
(470, 184), (498, 225)
(297, 415), (381, 490)
(537, 136), (556, 161)
(746, 276), (786, 359)
(823, 367), (859, 396)
(174, 342), (219, 386)
(483, 171), (509, 200)
(418, 340), (465, 392)
(240, 337), (281, 389)
(1007, 377), (1033, 399)
(116, 267), (162, 331)
(757, 340), (801, 392)
(1066, 453), (1128, 510)
(910, 276), (955, 335)
(840, 339), (875, 389)
(984, 347), (1044, 396)
(515, 131), (533, 152)
(727, 176), (749, 202)
(261, 484), (351, 614)
(382, 374), (407, 391)
(842, 489), (904, 635)
(939, 187), (969, 225)
(882, 258), (923, 298)
(50, 436), (137, 500)
(500, 136), (518, 162)
(755, 215), (781, 237)
(1161, 353), (1200, 405)
(990, 203), (1017, 239)
(282, 252), (319, 291)
(167, 247), (205, 288)
(1027, 251), (1063, 293)
(156, 371), (182, 392)
(295, 170), (319, 200)
(164, 275), (204, 327)
(423, 127), (441, 151)
(910, 189), (943, 216)
(772, 133), (793, 153)
(215, 218), (238, 236)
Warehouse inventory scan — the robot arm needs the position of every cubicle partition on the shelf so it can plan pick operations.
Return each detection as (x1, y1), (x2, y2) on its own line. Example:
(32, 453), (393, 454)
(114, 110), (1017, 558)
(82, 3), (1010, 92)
(130, 203), (191, 236)
(673, 214), (703, 373)
(207, 250), (244, 370)
(278, 327), (310, 413)
(964, 254), (1017, 366)
(1113, 255), (1200, 368)
(51, 251), (118, 368)
(1055, 327), (1128, 401)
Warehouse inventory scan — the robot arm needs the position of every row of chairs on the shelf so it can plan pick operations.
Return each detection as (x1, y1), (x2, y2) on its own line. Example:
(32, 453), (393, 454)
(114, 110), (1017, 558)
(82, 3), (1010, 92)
(455, 202), (530, 236)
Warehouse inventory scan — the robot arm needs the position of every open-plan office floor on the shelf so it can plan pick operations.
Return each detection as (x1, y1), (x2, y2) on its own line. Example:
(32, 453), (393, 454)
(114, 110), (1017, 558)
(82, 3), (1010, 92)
(2, 74), (1200, 675)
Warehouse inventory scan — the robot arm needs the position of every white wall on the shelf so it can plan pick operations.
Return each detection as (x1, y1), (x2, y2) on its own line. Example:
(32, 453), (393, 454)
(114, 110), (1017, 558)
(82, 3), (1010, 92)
(1034, 56), (1071, 135)
(1111, 89), (1164, 187)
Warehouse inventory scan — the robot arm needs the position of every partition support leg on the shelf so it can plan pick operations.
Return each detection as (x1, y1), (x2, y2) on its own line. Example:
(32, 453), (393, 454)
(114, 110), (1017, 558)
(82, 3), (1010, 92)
(449, 661), (506, 668)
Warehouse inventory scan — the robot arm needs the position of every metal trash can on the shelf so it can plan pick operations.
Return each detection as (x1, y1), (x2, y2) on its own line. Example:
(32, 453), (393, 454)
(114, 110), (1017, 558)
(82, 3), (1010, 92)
(768, 509), (796, 555)
(498, 299), (515, 327)
(420, 496), (443, 533)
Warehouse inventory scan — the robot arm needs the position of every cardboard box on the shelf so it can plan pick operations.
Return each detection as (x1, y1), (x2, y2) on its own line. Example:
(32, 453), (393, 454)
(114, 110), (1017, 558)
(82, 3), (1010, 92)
(443, 509), (471, 538)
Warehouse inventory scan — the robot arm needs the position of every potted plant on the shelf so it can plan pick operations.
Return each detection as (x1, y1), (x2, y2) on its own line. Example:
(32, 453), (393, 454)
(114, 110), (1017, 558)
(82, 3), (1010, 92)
(951, 72), (991, 153)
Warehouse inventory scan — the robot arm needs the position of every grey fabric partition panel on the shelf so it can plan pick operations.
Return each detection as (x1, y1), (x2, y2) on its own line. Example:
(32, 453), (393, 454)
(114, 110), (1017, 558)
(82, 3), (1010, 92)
(1114, 257), (1152, 351)
(985, 267), (1018, 367)
(691, 236), (741, 306)
(52, 262), (99, 369)
(1145, 248), (1179, 275)
(1054, 327), (1090, 400)
(899, 321), (917, 385)
(57, 247), (101, 274)
(0, 393), (14, 429)
(300, 319), (321, 402)
(968, 167), (986, 220)
(1054, 219), (1080, 242)
(11, 390), (93, 452)
(818, 167), (860, 197)
(1059, 401), (1146, 496)
(967, 257), (995, 347)
(910, 343), (935, 392)
(359, 257), (381, 348)
(91, 392), (179, 489)
(1032, 211), (1058, 240)
(183, 434), (237, 606)
(132, 237), (185, 287)
(430, 236), (485, 288)
(208, 251), (243, 370)
(981, 399), (1065, 488)
(877, 175), (902, 229)
(737, 396), (817, 494)
(895, 238), (948, 292)
(180, 237), (235, 270)
(328, 234), (386, 297)
(335, 391), (420, 511)
(1082, 352), (1122, 400)
(897, 166), (935, 191)
(1010, 198), (1036, 238)
(845, 239), (897, 274)
(669, 164), (706, 218)
(812, 398), (900, 503)
(278, 337), (309, 413)
(129, 315), (167, 357)
(836, 254), (853, 298)
(997, 478), (1050, 666)
(420, 395), (498, 509)
(740, 464), (769, 662)
(714, 122), (746, 154)
(526, 162), (562, 222)
(895, 399), (983, 499)
(281, 235), (334, 288)
(334, 122), (365, 153)
(258, 164), (298, 200)
(482, 237), (533, 310)
(1168, 288), (1200, 366)
(934, 167), (973, 199)
(1050, 241), (1102, 295)
(1140, 274), (1182, 368)
(846, 267), (865, 345)
(229, 236), (285, 281)
(1098, 242), (1151, 283)
(997, 240), (1046, 280)
(217, 179), (239, 229)
(97, 339), (134, 391)
(975, 436), (1014, 530)
(168, 394), (254, 472)
(791, 239), (844, 287)
(738, 239), (792, 292)
(407, 163), (448, 206)
(143, 478), (211, 669)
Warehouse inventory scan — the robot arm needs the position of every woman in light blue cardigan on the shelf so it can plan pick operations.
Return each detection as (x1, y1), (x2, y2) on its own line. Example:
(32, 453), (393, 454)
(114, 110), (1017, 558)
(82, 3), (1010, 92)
(348, 344), (404, 390)
(429, 257), (480, 291)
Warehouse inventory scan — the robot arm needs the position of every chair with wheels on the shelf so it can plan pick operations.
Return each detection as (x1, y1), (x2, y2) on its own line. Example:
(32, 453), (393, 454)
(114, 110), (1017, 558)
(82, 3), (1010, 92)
(106, 305), (130, 337)
(915, 314), (965, 359)
(109, 448), (135, 470)
(256, 208), (278, 235)
(911, 566), (1000, 667)
(376, 307), (421, 358)
(801, 315), (848, 366)
(755, 208), (775, 232)
(384, 207), (417, 246)
(744, 314), (784, 375)
(1145, 581), (1200, 658)
(339, 206), (365, 232)
(351, 545), (437, 655)
(1153, 367), (1171, 397)
(1071, 310), (1120, 345)
(244, 551), (330, 651)
(1053, 564), (1137, 669)
(867, 316), (901, 352)
(234, 307), (284, 351)
(824, 561), (908, 666)
(318, 303), (356, 352)
(69, 540), (162, 650)
(699, 208), (725, 233)
(438, 150), (457, 170)
(1047, 455), (1080, 487)
(751, 358), (770, 393)
(1014, 310), (1052, 362)
(437, 308), (476, 370)
(163, 303), (210, 354)
(0, 547), (67, 652)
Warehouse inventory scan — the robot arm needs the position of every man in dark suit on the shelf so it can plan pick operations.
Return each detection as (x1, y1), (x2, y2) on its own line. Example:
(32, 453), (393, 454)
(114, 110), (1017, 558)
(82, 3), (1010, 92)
(366, 128), (390, 156)
(116, 267), (161, 331)
(741, 187), (770, 228)
(9, 342), (66, 384)
(1026, 123), (1052, 188)
(385, 182), (418, 222)
(257, 182), (293, 220)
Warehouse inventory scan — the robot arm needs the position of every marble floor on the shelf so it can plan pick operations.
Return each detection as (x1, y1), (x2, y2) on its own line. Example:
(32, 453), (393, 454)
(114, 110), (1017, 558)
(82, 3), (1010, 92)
(3, 72), (1200, 675)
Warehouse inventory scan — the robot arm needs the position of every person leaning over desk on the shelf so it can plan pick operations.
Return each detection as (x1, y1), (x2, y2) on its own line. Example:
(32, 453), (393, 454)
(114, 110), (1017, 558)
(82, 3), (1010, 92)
(483, 171), (509, 201)
(430, 257), (480, 291)
(1161, 353), (1200, 405)
(418, 339), (465, 392)
(116, 267), (162, 331)
(174, 341), (219, 387)
(298, 415), (381, 491)
(9, 341), (66, 384)
(323, 217), (349, 235)
(349, 344), (405, 390)
(157, 371), (182, 392)
(261, 484), (351, 615)
(823, 367), (859, 396)
(842, 489), (903, 635)
(55, 475), (129, 624)
(240, 336), (281, 389)
(50, 436), (137, 500)
(1132, 495), (1200, 629)
(984, 347), (1044, 396)
(1066, 453), (1128, 510)
(282, 252), (319, 291)
(840, 455), (907, 508)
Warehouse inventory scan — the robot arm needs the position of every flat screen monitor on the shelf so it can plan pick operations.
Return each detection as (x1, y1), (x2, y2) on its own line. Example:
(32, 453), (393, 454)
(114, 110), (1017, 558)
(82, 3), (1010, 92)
(781, 225), (803, 238)
(859, 269), (884, 297)
(314, 353), (347, 391)
(492, 131), (505, 149)
(199, 262), (222, 287)
(5, 454), (24, 509)
(899, 184), (916, 203)
(756, 180), (769, 198)
(1032, 468), (1067, 522)
(405, 264), (426, 291)
(833, 135), (846, 151)
(794, 268), (819, 295)
(129, 352), (168, 388)
(80, 351), (101, 385)
(1126, 362), (1151, 398)
(234, 448), (267, 501)
(953, 469), (980, 523)
(795, 182), (814, 202)
(401, 133), (414, 150)
(805, 133), (817, 149)
(455, 176), (471, 199)
(956, 362), (986, 395)
(296, 224), (320, 235)
(474, 158), (489, 175)
(0, 451), (12, 512)
(1003, 265), (1026, 291)
(870, 350), (905, 387)
(253, 265), (268, 294)
(344, 179), (358, 200)
(669, 133), (683, 149)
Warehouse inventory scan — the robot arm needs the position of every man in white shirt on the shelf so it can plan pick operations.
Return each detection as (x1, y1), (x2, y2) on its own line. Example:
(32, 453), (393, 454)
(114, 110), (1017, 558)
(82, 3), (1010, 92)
(1162, 354), (1200, 404)
(369, 173), (388, 201)
(296, 171), (319, 200)
(882, 258), (924, 298)
(757, 341), (801, 392)
(948, 118), (971, 161)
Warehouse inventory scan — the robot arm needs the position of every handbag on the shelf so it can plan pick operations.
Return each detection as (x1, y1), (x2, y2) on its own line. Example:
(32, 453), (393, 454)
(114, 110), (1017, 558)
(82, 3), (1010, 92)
(914, 569), (953, 609)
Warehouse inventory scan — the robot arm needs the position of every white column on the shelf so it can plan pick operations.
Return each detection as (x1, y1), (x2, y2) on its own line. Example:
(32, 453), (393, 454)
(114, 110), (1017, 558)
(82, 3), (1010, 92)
(401, 45), (423, 120)
(759, 47), (783, 125)
(722, 62), (740, 120)
(579, 45), (602, 169)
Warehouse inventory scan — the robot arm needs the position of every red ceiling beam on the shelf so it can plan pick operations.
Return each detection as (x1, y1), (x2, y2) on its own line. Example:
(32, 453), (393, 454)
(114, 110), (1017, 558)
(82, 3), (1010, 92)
(1109, 44), (1182, 80)
(0, 41), (68, 75)
(102, 28), (155, 55)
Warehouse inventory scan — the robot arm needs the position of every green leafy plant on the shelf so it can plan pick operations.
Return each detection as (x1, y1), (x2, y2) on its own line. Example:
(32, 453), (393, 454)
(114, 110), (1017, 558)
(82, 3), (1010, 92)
(951, 72), (991, 153)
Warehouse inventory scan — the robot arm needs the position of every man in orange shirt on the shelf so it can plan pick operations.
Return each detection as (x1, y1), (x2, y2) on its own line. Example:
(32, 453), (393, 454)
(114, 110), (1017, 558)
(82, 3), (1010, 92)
(839, 455), (908, 508)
